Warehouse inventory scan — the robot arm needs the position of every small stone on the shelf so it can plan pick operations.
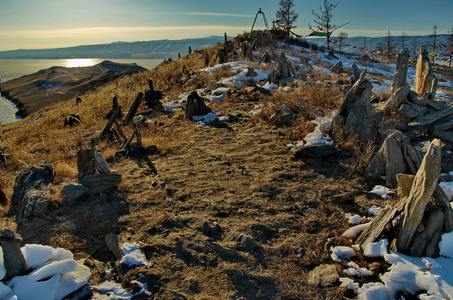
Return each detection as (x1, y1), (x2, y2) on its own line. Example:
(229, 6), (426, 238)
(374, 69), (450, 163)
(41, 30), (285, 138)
(308, 264), (339, 287)
(201, 221), (211, 235)
(61, 184), (88, 202)
(237, 234), (257, 252)
(2, 229), (14, 238)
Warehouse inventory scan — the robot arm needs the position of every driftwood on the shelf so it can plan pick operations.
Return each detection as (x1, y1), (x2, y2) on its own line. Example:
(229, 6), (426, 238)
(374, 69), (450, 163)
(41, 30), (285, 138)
(122, 128), (142, 150)
(123, 92), (144, 125)
(99, 106), (122, 141)
(358, 139), (453, 257)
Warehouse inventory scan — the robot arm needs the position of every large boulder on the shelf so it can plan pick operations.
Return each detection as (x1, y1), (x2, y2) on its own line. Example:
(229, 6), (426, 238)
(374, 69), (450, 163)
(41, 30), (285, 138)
(414, 47), (438, 98)
(331, 69), (376, 143)
(7, 161), (55, 222)
(185, 91), (211, 120)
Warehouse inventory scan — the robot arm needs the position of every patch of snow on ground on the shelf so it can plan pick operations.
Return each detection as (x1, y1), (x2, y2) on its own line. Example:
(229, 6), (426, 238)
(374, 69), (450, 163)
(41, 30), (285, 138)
(345, 213), (362, 225)
(343, 261), (373, 277)
(342, 223), (370, 239)
(192, 112), (219, 127)
(304, 114), (334, 146)
(370, 185), (393, 199)
(4, 244), (90, 300)
(363, 239), (389, 257)
(338, 234), (453, 299)
(120, 243), (151, 268)
(331, 246), (356, 262)
(367, 205), (382, 216)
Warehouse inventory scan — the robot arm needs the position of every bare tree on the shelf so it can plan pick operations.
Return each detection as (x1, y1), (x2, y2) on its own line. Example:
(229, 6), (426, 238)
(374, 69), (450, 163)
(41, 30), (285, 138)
(309, 0), (350, 51)
(336, 32), (348, 52)
(276, 0), (299, 37)
(400, 32), (408, 49)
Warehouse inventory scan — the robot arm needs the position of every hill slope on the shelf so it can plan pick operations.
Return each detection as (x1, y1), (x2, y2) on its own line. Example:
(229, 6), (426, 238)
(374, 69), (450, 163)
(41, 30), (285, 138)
(0, 36), (225, 59)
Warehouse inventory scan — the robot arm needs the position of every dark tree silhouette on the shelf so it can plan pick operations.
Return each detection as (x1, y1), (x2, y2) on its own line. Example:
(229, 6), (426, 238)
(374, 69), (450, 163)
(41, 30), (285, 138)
(275, 0), (298, 37)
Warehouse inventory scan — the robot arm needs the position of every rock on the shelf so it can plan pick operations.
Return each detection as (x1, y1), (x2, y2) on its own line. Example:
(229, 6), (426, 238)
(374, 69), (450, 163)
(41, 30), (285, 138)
(261, 51), (272, 63)
(409, 105), (453, 128)
(132, 115), (146, 127)
(201, 221), (212, 235)
(104, 233), (122, 260)
(204, 52), (210, 66)
(185, 91), (211, 120)
(398, 103), (428, 122)
(215, 47), (229, 64)
(365, 131), (421, 187)
(425, 98), (446, 111)
(385, 85), (410, 111)
(7, 161), (55, 222)
(308, 264), (339, 287)
(64, 114), (82, 127)
(94, 151), (111, 175)
(298, 63), (312, 76)
(237, 234), (257, 253)
(61, 183), (88, 202)
(331, 69), (376, 143)
(391, 48), (410, 92)
(351, 63), (361, 83)
(433, 131), (453, 144)
(77, 149), (95, 178)
(79, 174), (122, 195)
(414, 47), (438, 98)
(241, 43), (254, 61)
(2, 229), (14, 238)
(330, 61), (343, 74)
(1, 235), (27, 280)
(278, 52), (296, 78)
(245, 67), (257, 77)
(433, 120), (453, 131)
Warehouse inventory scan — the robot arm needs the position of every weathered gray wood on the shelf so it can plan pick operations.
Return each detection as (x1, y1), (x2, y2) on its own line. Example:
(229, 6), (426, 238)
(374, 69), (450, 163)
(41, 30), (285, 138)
(433, 130), (453, 144)
(114, 121), (126, 141)
(383, 136), (406, 187)
(425, 231), (442, 258)
(393, 139), (442, 253)
(121, 129), (138, 150)
(432, 186), (453, 232)
(426, 99), (446, 111)
(396, 174), (415, 198)
(356, 205), (399, 248)
(1, 236), (27, 279)
(391, 48), (409, 92)
(408, 209), (444, 257)
(123, 92), (143, 125)
(414, 47), (438, 98)
(398, 104), (428, 121)
(99, 106), (122, 140)
(433, 119), (453, 131)
(408, 106), (453, 127)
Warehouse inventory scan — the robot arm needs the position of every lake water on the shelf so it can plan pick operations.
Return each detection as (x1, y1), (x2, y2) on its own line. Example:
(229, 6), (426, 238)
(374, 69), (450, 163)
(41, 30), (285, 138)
(0, 58), (164, 125)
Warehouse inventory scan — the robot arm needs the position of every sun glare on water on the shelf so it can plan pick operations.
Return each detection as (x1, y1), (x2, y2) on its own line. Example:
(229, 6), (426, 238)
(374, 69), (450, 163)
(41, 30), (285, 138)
(64, 58), (100, 68)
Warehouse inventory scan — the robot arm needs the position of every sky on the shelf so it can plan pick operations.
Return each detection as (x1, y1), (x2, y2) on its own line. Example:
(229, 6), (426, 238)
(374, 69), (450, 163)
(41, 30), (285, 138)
(0, 0), (452, 51)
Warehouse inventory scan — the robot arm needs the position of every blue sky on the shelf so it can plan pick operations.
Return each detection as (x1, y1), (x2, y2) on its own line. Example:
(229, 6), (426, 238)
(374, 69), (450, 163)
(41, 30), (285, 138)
(0, 0), (452, 51)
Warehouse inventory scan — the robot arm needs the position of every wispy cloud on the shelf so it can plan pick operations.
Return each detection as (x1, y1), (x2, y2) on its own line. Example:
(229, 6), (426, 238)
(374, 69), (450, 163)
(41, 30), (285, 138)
(180, 12), (252, 18)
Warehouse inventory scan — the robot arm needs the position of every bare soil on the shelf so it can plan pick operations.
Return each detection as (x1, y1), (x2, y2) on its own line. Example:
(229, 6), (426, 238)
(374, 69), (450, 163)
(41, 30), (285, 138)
(12, 98), (394, 299)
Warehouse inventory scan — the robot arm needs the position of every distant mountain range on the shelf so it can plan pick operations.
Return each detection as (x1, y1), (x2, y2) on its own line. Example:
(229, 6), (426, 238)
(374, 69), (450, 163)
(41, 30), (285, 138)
(0, 36), (225, 59)
(310, 34), (452, 57)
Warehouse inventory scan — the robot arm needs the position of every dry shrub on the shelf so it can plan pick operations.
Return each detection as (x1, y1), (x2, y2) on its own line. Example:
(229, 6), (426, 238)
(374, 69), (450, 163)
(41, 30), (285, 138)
(347, 139), (376, 177)
(54, 161), (78, 181)
(212, 66), (233, 80)
(287, 119), (316, 141)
